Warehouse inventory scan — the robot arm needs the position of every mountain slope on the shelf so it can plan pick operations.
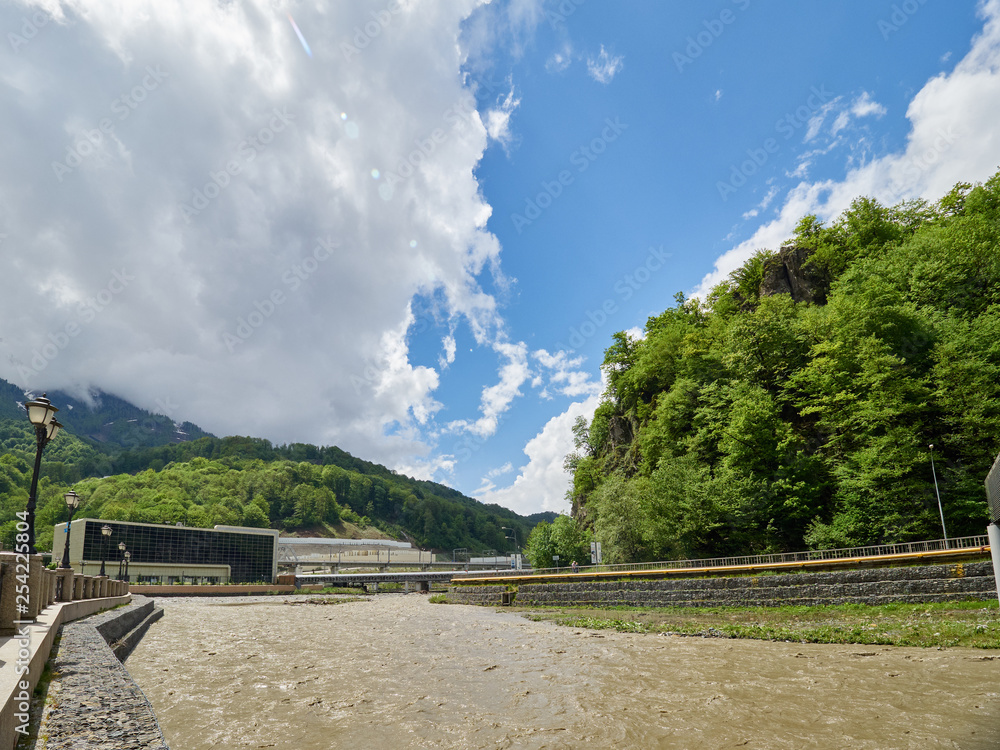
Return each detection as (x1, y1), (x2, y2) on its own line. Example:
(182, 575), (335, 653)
(0, 378), (555, 554)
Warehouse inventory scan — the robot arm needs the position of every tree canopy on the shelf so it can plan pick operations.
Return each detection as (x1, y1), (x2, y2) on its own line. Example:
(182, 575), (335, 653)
(568, 173), (1000, 563)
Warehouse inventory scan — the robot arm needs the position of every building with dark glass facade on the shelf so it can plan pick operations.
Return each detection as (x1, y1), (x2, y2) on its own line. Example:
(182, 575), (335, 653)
(52, 519), (279, 583)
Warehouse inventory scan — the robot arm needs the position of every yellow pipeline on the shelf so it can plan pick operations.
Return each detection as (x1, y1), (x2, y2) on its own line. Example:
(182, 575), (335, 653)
(451, 545), (991, 585)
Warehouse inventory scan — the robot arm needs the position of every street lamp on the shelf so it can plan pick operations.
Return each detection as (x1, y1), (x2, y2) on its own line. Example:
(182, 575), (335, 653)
(117, 541), (127, 580)
(23, 394), (62, 555)
(501, 526), (519, 551)
(59, 490), (81, 569)
(123, 551), (131, 582)
(502, 526), (520, 569)
(99, 524), (112, 577)
(929, 444), (948, 545)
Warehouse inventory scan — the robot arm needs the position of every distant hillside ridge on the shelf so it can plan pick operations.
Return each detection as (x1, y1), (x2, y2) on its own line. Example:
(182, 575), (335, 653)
(0, 377), (557, 555)
(0, 377), (212, 450)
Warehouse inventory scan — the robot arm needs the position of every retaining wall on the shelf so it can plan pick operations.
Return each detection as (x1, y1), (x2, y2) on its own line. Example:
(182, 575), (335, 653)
(447, 561), (998, 608)
(0, 595), (131, 750)
(27, 596), (168, 749)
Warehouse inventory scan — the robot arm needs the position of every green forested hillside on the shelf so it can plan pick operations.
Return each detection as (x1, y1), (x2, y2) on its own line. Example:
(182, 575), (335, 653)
(0, 408), (547, 555)
(563, 173), (1000, 564)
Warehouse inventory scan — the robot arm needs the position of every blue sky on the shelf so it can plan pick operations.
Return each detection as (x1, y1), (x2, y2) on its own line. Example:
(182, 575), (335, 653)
(2, 0), (1000, 516)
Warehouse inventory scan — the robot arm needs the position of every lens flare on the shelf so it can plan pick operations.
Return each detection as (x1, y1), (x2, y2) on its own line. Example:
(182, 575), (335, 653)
(287, 14), (312, 58)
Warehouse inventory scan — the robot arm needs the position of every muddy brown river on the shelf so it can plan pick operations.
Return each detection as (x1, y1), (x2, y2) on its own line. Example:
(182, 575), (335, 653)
(127, 595), (1000, 749)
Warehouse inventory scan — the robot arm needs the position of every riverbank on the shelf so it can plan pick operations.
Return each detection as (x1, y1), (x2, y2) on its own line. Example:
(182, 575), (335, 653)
(510, 599), (1000, 649)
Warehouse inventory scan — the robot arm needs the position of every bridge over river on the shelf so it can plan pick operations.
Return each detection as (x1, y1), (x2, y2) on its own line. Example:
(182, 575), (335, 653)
(295, 569), (461, 592)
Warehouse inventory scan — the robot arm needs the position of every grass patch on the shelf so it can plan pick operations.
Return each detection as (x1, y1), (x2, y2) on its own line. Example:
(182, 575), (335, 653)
(515, 599), (1000, 649)
(290, 585), (367, 595)
(14, 634), (62, 749)
(428, 593), (448, 604)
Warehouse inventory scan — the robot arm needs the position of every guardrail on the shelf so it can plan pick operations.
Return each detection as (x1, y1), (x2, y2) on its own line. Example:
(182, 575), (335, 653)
(457, 535), (991, 580)
(0, 552), (129, 636)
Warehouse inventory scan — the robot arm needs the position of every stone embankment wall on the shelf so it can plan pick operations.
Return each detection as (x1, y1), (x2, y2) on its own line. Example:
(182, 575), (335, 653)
(31, 596), (168, 750)
(448, 562), (997, 608)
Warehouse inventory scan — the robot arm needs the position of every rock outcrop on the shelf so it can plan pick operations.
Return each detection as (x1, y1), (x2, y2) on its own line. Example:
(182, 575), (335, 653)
(759, 244), (828, 304)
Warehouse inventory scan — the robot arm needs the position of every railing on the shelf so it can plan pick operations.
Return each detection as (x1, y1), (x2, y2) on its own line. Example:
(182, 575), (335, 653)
(458, 535), (991, 579)
(0, 553), (130, 635)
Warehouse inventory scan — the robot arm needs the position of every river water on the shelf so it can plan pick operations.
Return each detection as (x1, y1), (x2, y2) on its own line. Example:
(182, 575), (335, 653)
(127, 595), (1000, 749)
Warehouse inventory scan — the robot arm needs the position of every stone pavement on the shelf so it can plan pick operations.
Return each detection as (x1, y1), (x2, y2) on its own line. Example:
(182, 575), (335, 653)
(26, 598), (168, 749)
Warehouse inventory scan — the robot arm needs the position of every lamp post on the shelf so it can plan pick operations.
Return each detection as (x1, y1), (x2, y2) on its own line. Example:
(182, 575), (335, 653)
(59, 490), (81, 569)
(502, 526), (520, 569)
(24, 394), (62, 555)
(99, 524), (112, 577)
(123, 551), (131, 582)
(117, 541), (127, 580)
(929, 444), (948, 545)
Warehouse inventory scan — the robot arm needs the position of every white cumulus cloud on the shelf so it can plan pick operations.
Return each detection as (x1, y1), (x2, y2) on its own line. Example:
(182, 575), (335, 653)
(0, 0), (513, 476)
(586, 45), (623, 84)
(476, 391), (601, 515)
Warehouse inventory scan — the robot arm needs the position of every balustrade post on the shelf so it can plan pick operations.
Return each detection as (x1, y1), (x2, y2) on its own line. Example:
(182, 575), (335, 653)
(25, 555), (44, 619)
(38, 567), (50, 611)
(0, 555), (17, 635)
(58, 569), (75, 602)
(45, 569), (55, 607)
(73, 574), (84, 600)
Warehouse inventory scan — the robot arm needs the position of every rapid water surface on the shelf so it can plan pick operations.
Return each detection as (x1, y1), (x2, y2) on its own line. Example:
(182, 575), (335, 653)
(128, 595), (1000, 749)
